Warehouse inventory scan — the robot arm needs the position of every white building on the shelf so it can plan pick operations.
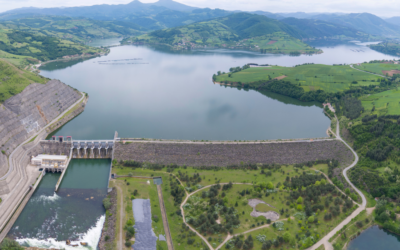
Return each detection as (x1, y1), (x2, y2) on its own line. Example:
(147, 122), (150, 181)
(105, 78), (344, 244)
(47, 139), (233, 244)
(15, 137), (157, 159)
(31, 155), (68, 168)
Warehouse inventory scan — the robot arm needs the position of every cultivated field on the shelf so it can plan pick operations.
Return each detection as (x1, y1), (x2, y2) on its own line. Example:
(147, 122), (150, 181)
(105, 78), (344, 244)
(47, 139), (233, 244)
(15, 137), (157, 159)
(114, 141), (354, 167)
(215, 64), (381, 92)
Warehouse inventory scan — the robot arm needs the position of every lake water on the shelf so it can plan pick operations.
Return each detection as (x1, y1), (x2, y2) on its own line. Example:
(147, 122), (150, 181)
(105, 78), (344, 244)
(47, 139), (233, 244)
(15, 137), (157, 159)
(39, 40), (398, 141)
(8, 159), (111, 250)
(347, 226), (400, 250)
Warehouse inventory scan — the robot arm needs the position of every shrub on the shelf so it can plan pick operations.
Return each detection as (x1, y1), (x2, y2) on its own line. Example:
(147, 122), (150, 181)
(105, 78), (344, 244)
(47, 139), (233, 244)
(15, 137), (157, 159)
(153, 215), (159, 223)
(103, 198), (111, 210)
(126, 220), (133, 226)
(105, 235), (110, 241)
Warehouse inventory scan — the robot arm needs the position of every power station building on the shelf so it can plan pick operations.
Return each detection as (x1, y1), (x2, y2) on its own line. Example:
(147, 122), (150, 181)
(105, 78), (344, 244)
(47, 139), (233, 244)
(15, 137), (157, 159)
(31, 154), (68, 168)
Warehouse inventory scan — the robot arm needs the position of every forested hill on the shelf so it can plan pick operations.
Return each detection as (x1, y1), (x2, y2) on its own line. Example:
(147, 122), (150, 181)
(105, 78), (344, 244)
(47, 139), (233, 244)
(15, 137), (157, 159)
(131, 13), (319, 55)
(281, 18), (374, 40)
(0, 16), (144, 44)
(0, 29), (103, 63)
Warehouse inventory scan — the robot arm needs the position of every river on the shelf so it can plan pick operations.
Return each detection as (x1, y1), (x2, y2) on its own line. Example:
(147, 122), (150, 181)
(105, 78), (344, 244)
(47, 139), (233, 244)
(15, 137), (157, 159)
(8, 159), (111, 250)
(8, 40), (399, 248)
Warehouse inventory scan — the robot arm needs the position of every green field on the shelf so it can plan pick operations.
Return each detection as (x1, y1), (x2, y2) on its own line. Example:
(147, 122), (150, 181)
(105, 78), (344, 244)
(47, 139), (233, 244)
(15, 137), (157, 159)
(359, 89), (400, 115)
(0, 59), (48, 103)
(354, 62), (400, 76)
(215, 64), (382, 92)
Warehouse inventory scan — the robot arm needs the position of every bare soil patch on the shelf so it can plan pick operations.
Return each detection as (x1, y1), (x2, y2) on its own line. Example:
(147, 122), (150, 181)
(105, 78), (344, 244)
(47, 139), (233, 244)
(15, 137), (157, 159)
(274, 75), (287, 80)
(268, 40), (277, 45)
(382, 70), (400, 76)
(248, 199), (279, 221)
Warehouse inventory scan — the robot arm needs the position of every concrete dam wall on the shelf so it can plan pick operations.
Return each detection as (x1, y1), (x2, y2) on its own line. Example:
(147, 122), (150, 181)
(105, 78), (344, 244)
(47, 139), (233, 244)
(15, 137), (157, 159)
(0, 80), (82, 195)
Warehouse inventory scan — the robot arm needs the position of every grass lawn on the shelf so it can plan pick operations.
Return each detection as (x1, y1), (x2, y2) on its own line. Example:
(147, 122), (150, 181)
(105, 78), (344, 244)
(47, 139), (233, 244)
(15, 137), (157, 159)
(256, 203), (275, 213)
(354, 63), (400, 76)
(214, 64), (381, 92)
(359, 89), (400, 116)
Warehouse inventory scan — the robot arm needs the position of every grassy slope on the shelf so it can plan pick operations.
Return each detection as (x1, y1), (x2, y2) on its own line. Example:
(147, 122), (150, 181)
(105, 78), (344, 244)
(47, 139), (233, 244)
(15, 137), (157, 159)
(0, 29), (103, 62)
(0, 58), (48, 103)
(215, 64), (381, 92)
(368, 42), (400, 56)
(359, 89), (400, 116)
(135, 13), (319, 54)
(0, 16), (144, 44)
(354, 62), (400, 76)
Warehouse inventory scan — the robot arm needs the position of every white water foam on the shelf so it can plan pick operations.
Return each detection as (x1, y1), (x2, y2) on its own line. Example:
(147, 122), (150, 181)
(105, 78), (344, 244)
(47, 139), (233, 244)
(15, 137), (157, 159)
(32, 192), (61, 203)
(16, 215), (105, 250)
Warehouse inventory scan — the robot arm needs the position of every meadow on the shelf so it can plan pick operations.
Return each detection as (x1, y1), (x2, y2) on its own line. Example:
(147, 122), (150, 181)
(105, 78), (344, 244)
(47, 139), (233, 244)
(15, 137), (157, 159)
(214, 64), (381, 92)
(359, 89), (400, 116)
(353, 62), (400, 76)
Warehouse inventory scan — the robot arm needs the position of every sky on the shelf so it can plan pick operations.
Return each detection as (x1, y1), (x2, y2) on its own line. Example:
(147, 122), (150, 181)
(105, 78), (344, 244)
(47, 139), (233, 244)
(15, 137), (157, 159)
(0, 0), (399, 17)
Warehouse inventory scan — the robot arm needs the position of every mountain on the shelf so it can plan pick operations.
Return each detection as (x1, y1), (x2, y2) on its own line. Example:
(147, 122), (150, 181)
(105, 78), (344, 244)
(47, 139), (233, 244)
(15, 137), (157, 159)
(0, 16), (145, 43)
(384, 16), (400, 27)
(280, 18), (372, 40)
(132, 13), (319, 55)
(309, 13), (400, 37)
(151, 0), (197, 12)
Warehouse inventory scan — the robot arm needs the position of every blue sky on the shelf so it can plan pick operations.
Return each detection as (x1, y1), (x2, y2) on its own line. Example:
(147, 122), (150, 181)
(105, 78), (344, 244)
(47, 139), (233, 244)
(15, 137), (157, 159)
(0, 0), (399, 17)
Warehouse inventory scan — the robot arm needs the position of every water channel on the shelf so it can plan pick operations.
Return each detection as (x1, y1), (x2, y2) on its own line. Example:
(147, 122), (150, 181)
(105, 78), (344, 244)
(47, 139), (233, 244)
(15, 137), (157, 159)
(8, 40), (400, 248)
(8, 159), (110, 250)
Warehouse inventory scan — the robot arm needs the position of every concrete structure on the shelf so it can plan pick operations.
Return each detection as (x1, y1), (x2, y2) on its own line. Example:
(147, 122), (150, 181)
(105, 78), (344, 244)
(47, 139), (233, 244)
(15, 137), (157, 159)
(31, 154), (68, 167)
(72, 140), (114, 158)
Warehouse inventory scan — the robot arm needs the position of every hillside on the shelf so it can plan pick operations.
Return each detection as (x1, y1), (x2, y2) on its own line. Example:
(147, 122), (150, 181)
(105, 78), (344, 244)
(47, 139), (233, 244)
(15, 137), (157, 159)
(384, 16), (400, 27)
(0, 1), (232, 31)
(0, 16), (145, 43)
(0, 58), (48, 103)
(130, 13), (320, 54)
(0, 29), (104, 63)
(368, 42), (400, 56)
(281, 18), (375, 40)
(310, 13), (400, 37)
(214, 64), (381, 93)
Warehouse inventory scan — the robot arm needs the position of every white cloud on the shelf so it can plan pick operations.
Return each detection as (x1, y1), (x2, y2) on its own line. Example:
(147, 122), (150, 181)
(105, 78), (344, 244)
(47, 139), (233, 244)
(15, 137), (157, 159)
(0, 0), (399, 17)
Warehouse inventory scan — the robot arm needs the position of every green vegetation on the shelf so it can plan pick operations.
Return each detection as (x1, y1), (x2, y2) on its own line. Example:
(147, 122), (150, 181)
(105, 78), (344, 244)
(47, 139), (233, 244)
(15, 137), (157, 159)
(359, 89), (400, 116)
(329, 210), (373, 250)
(214, 64), (381, 92)
(368, 42), (400, 56)
(0, 58), (48, 103)
(111, 160), (357, 250)
(0, 16), (144, 44)
(131, 13), (320, 54)
(0, 29), (103, 62)
(373, 198), (400, 237)
(354, 61), (400, 76)
(0, 238), (24, 250)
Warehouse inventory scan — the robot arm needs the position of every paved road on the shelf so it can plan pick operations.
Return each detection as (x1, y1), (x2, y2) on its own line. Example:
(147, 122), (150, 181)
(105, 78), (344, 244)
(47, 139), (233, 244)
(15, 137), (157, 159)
(350, 64), (387, 78)
(114, 183), (124, 250)
(307, 117), (366, 250)
(0, 92), (84, 180)
(0, 92), (85, 240)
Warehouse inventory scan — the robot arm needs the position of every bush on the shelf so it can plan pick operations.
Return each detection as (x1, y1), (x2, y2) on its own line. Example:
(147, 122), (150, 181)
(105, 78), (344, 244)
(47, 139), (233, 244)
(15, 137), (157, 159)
(153, 215), (159, 223)
(103, 198), (111, 210)
(0, 238), (24, 250)
(125, 241), (131, 247)
(126, 220), (133, 226)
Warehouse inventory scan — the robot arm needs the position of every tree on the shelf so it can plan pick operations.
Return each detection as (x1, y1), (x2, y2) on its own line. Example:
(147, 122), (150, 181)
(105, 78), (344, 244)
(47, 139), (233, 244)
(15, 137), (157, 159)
(308, 216), (315, 223)
(266, 182), (274, 190)
(103, 197), (111, 210)
(320, 179), (327, 185)
(0, 238), (24, 250)
(283, 231), (291, 242)
(297, 204), (303, 211)
(345, 188), (351, 195)
(297, 196), (303, 204)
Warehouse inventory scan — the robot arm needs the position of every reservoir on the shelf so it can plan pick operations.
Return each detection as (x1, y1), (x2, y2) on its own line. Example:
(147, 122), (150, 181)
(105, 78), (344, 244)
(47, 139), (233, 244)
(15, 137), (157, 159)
(347, 225), (400, 250)
(39, 41), (397, 141)
(8, 159), (111, 250)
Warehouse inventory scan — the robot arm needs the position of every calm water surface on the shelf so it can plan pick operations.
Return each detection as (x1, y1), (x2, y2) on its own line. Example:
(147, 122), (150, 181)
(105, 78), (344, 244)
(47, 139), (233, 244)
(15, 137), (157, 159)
(39, 41), (398, 141)
(8, 159), (110, 250)
(347, 226), (400, 250)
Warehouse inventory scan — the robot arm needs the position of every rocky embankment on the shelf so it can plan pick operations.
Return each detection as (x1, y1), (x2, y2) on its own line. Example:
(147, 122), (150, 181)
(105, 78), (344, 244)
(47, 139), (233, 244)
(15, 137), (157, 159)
(0, 80), (81, 195)
(114, 140), (353, 167)
(98, 188), (117, 250)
